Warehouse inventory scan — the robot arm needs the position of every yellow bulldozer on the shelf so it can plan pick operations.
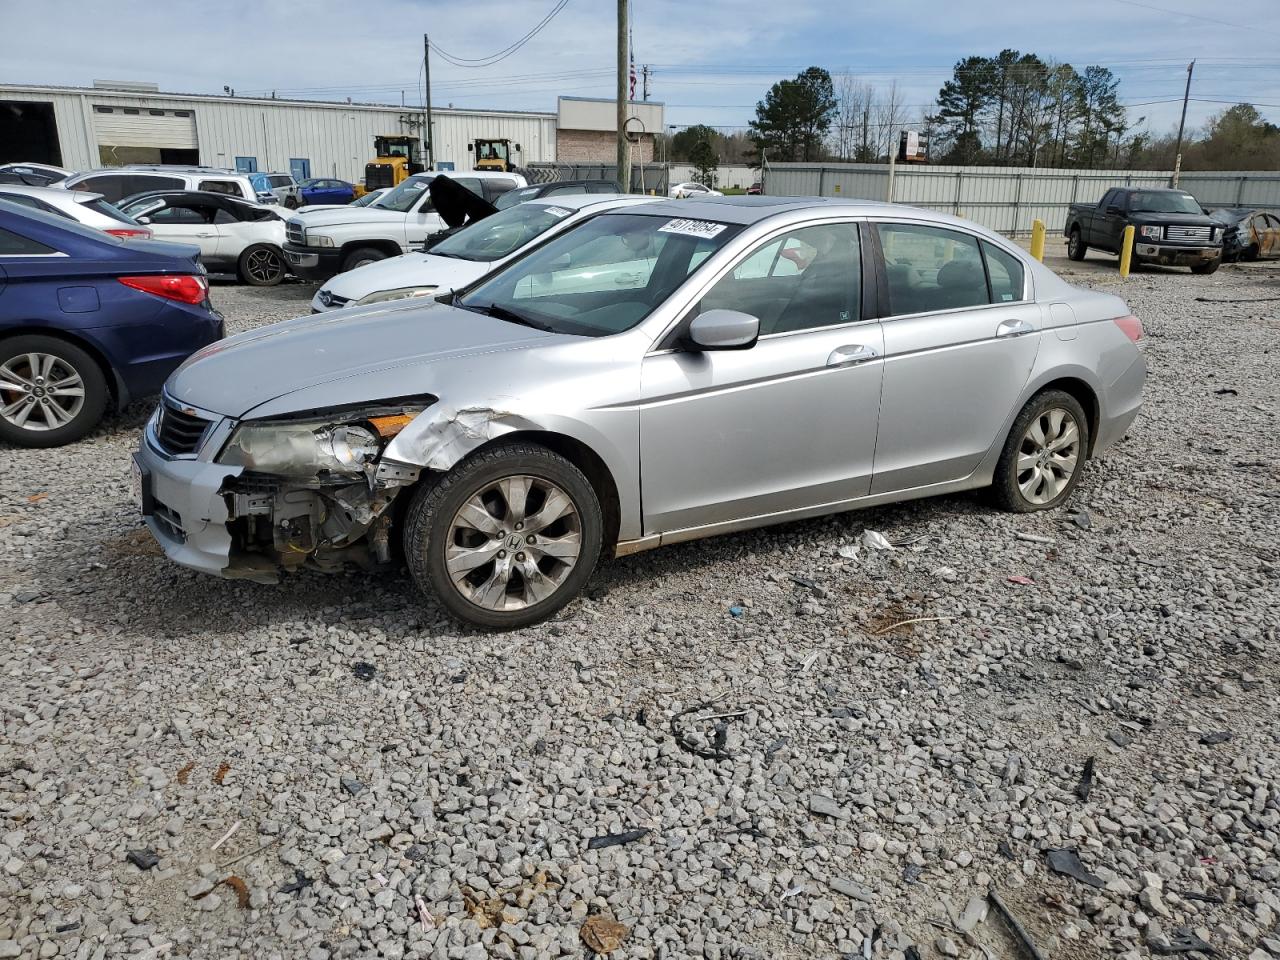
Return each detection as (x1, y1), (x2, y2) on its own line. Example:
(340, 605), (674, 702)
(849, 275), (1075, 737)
(357, 135), (425, 196)
(469, 138), (522, 173)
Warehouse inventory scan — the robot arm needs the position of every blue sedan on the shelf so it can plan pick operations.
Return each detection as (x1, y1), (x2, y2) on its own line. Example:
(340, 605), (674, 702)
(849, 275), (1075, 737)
(297, 178), (355, 205)
(0, 200), (224, 447)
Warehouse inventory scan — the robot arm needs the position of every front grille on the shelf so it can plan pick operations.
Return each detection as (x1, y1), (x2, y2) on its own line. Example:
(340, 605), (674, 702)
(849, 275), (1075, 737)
(286, 219), (305, 245)
(155, 403), (212, 457)
(152, 500), (186, 542)
(1164, 225), (1212, 242)
(319, 290), (350, 310)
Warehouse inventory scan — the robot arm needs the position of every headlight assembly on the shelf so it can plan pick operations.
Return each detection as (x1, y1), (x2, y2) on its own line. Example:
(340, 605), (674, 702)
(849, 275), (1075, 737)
(354, 286), (439, 306)
(1138, 225), (1161, 240)
(217, 403), (430, 480)
(305, 231), (335, 248)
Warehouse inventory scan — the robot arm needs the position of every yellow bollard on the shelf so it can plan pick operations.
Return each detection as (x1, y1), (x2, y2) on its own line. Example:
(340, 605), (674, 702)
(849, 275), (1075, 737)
(1119, 225), (1135, 278)
(1030, 219), (1046, 262)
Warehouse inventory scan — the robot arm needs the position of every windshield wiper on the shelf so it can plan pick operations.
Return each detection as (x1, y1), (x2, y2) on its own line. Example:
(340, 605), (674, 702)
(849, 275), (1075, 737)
(467, 302), (555, 331)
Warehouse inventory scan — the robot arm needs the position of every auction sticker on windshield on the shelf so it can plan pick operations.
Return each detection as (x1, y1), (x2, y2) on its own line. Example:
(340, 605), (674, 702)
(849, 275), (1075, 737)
(659, 218), (727, 239)
(543, 206), (573, 218)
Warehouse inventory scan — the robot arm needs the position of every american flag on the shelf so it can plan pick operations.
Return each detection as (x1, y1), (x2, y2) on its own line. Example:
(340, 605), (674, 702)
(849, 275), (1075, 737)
(629, 53), (636, 101)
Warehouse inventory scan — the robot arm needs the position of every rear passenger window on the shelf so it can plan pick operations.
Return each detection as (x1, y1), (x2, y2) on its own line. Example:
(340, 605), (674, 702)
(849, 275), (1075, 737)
(982, 241), (1025, 302)
(877, 223), (987, 316)
(0, 227), (56, 255)
(199, 180), (241, 196)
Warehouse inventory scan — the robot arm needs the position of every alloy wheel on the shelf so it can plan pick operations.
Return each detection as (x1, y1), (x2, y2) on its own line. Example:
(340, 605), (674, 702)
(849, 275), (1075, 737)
(246, 248), (283, 284)
(0, 352), (86, 432)
(445, 474), (582, 611)
(1015, 407), (1081, 505)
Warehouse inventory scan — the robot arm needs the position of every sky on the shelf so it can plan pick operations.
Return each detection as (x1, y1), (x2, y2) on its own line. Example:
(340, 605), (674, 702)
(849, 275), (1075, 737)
(6, 0), (1280, 140)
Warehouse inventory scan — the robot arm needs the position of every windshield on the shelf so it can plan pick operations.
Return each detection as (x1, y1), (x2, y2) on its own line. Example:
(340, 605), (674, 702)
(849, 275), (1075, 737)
(377, 175), (432, 213)
(1129, 191), (1203, 215)
(494, 186), (541, 210)
(352, 191), (384, 207)
(457, 212), (741, 337)
(432, 202), (579, 262)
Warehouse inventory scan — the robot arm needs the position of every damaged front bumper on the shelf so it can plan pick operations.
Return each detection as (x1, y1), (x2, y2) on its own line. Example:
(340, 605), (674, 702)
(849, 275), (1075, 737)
(134, 413), (422, 583)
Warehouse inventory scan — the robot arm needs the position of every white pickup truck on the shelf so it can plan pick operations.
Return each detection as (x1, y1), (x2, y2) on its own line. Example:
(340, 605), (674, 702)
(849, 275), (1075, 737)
(282, 170), (526, 281)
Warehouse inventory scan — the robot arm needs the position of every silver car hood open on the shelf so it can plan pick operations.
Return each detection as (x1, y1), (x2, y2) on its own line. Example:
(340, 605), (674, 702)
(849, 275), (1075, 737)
(166, 301), (554, 418)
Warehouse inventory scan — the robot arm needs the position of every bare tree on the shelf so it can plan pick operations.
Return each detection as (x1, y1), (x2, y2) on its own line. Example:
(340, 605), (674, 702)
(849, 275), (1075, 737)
(873, 80), (908, 161)
(831, 73), (873, 160)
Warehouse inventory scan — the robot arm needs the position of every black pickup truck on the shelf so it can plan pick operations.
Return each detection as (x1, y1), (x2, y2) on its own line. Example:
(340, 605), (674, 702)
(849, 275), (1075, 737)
(1064, 187), (1223, 273)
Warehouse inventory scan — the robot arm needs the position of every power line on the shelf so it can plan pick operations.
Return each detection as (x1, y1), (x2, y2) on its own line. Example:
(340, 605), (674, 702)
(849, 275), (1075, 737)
(428, 0), (570, 68)
(1107, 0), (1280, 39)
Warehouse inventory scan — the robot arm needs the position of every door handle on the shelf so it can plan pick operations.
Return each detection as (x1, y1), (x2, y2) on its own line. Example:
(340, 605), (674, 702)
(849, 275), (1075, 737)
(195, 232), (215, 238)
(996, 319), (1035, 338)
(827, 344), (878, 367)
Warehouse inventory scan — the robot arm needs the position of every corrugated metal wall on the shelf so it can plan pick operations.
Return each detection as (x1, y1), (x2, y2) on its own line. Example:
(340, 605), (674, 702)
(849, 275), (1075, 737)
(0, 85), (558, 182)
(765, 161), (1280, 234)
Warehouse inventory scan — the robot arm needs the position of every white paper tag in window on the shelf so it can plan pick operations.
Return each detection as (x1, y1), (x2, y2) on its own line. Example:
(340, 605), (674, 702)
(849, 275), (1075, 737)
(659, 218), (727, 239)
(542, 205), (573, 218)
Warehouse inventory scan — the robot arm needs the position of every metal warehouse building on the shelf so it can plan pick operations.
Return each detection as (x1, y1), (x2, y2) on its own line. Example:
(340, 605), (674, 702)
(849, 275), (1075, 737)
(0, 81), (561, 181)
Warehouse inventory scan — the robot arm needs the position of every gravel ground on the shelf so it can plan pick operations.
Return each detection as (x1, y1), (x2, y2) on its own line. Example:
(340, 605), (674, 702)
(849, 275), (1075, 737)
(2, 260), (1278, 960)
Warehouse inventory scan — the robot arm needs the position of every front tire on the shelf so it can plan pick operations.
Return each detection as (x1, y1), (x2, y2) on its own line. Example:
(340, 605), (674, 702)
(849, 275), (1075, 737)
(403, 442), (603, 630)
(238, 244), (286, 286)
(991, 390), (1090, 513)
(0, 335), (108, 448)
(341, 247), (387, 273)
(1191, 259), (1220, 275)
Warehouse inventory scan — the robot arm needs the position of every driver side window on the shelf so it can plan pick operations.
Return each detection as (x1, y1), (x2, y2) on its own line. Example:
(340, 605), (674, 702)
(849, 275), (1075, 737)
(150, 204), (209, 225)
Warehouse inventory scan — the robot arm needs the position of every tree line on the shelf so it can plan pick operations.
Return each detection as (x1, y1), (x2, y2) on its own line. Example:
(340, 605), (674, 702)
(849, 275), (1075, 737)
(665, 57), (1280, 173)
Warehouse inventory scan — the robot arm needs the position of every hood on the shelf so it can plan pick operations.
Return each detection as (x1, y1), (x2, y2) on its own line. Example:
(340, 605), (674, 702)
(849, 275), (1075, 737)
(1128, 211), (1217, 227)
(167, 300), (553, 418)
(287, 207), (405, 229)
(324, 252), (489, 301)
(429, 175), (497, 229)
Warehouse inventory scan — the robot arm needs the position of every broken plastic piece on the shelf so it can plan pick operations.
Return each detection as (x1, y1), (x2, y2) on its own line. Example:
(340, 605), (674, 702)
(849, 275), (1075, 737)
(1199, 731), (1231, 745)
(861, 529), (895, 551)
(1075, 757), (1095, 803)
(586, 828), (650, 850)
(1007, 575), (1035, 586)
(1045, 848), (1103, 887)
(126, 849), (160, 871)
(278, 870), (313, 895)
(728, 605), (744, 617)
(352, 662), (376, 681)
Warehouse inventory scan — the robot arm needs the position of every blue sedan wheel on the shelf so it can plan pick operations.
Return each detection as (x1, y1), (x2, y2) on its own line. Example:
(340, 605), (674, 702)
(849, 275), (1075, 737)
(0, 335), (108, 447)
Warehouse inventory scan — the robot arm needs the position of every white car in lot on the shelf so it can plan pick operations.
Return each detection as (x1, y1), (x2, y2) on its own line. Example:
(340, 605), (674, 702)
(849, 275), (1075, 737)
(283, 171), (526, 281)
(0, 184), (152, 238)
(669, 181), (723, 199)
(118, 190), (290, 285)
(311, 193), (659, 311)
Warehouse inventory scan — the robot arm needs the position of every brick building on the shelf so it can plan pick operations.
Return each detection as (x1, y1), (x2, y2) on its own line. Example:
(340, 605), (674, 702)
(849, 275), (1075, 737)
(555, 97), (663, 164)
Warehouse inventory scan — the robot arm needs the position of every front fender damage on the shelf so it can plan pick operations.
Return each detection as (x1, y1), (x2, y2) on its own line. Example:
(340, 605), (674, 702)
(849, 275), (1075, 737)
(216, 404), (538, 581)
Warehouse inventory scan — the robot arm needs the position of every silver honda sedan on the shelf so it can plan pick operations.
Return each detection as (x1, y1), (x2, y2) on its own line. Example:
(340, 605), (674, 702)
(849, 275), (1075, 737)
(133, 197), (1146, 629)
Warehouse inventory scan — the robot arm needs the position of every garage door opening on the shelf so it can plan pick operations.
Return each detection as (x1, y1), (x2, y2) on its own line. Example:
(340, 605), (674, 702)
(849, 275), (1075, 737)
(0, 100), (61, 165)
(94, 105), (198, 166)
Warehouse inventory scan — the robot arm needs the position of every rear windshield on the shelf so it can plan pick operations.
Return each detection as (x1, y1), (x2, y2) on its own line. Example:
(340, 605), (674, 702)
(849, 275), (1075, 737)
(432, 202), (580, 262)
(82, 197), (140, 225)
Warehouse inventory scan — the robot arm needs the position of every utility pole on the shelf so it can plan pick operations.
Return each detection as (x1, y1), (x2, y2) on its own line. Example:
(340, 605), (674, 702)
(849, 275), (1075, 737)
(642, 64), (651, 101)
(423, 33), (434, 170)
(616, 0), (630, 192)
(1171, 59), (1194, 187)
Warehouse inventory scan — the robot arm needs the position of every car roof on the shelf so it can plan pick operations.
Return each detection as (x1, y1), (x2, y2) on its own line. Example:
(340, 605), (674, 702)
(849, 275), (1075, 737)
(523, 193), (655, 212)
(122, 190), (258, 207)
(0, 183), (101, 202)
(67, 168), (247, 180)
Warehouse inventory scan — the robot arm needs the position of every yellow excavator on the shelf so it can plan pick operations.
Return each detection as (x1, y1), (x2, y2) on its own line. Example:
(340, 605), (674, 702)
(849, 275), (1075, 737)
(470, 138), (522, 172)
(357, 135), (424, 196)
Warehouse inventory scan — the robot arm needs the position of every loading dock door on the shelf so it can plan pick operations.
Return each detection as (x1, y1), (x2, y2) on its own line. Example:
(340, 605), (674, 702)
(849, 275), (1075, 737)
(93, 106), (198, 165)
(0, 101), (61, 165)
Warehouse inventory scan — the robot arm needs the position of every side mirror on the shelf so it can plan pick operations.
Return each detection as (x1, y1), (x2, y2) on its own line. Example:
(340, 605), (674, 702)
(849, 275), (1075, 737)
(1105, 205), (1123, 216)
(686, 309), (759, 351)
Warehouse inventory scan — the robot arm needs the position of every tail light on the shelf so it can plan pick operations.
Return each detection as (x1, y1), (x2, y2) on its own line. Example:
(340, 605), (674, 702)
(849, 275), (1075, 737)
(105, 227), (153, 240)
(1112, 314), (1145, 344)
(119, 274), (209, 305)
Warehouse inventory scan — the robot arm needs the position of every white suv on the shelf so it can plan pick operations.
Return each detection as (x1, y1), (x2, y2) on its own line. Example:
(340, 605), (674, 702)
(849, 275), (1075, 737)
(60, 166), (259, 204)
(283, 170), (525, 282)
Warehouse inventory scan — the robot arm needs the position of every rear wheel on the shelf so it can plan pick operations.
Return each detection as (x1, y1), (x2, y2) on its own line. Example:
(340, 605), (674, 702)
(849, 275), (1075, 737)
(1191, 259), (1220, 275)
(284, 196), (299, 210)
(238, 244), (286, 286)
(403, 442), (603, 630)
(0, 335), (108, 448)
(991, 390), (1090, 513)
(1067, 227), (1088, 261)
(341, 247), (387, 273)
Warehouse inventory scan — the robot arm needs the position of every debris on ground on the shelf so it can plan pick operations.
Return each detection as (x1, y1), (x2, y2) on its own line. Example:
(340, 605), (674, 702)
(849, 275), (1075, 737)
(341, 777), (364, 795)
(1149, 928), (1216, 954)
(669, 701), (743, 761)
(209, 820), (241, 851)
(175, 761), (194, 785)
(987, 888), (1046, 960)
(1015, 532), (1055, 544)
(278, 870), (313, 895)
(1007, 575), (1035, 586)
(352, 662), (376, 681)
(222, 875), (250, 909)
(126, 849), (160, 871)
(1213, 387), (1239, 396)
(1068, 508), (1092, 530)
(579, 914), (630, 954)
(728, 604), (745, 617)
(212, 762), (231, 785)
(586, 828), (650, 850)
(1045, 848), (1104, 887)
(861, 529), (896, 551)
(1199, 731), (1232, 745)
(1075, 756), (1096, 802)
(837, 543), (860, 560)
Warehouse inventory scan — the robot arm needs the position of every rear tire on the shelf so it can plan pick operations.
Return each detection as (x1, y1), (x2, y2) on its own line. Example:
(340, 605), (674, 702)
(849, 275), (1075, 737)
(1191, 259), (1220, 275)
(991, 390), (1090, 513)
(238, 244), (286, 286)
(1067, 227), (1088, 261)
(0, 335), (108, 448)
(402, 441), (603, 630)
(284, 196), (299, 209)
(341, 247), (387, 273)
